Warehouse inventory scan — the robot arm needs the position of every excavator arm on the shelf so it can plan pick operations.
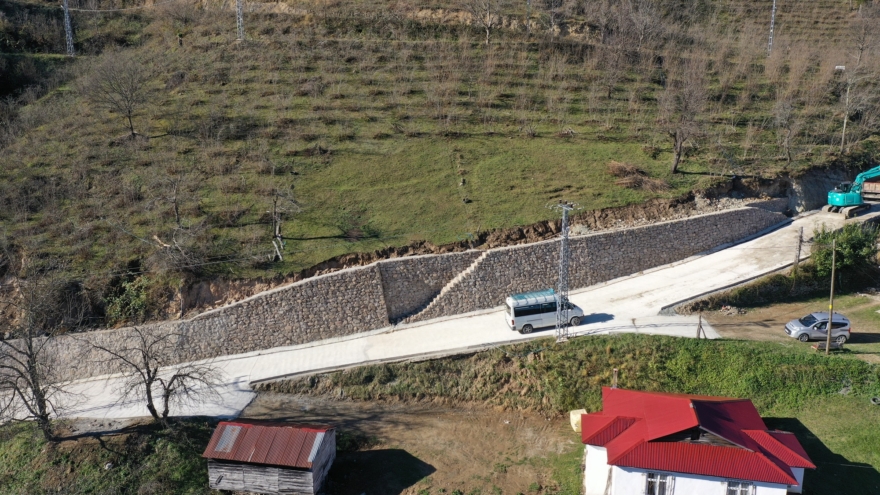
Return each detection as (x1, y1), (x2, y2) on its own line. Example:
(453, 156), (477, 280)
(850, 165), (880, 194)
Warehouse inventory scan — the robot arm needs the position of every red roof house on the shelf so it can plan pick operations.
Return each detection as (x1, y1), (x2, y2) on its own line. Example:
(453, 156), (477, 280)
(581, 388), (814, 495)
(203, 420), (336, 494)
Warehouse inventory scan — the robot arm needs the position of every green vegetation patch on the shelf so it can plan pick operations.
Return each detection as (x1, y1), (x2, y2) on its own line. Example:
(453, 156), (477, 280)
(0, 420), (215, 495)
(263, 334), (880, 414)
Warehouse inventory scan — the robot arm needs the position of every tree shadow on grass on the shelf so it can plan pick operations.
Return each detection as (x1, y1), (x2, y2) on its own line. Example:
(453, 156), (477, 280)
(763, 417), (880, 494)
(324, 448), (435, 495)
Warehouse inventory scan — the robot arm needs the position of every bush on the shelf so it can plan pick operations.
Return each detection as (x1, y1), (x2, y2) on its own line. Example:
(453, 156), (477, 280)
(105, 277), (150, 325)
(813, 223), (880, 284)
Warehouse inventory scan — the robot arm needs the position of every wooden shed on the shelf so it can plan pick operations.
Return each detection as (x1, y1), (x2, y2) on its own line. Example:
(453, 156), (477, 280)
(202, 420), (336, 495)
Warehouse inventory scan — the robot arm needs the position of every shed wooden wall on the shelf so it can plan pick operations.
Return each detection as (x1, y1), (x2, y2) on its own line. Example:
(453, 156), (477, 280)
(310, 429), (337, 493)
(207, 460), (313, 494)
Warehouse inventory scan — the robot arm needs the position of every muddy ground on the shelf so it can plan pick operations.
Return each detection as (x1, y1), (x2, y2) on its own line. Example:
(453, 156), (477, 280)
(704, 294), (880, 363)
(241, 394), (580, 495)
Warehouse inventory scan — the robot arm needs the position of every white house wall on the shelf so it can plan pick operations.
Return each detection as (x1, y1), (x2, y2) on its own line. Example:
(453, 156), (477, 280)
(584, 445), (611, 495)
(789, 467), (804, 494)
(610, 466), (789, 495)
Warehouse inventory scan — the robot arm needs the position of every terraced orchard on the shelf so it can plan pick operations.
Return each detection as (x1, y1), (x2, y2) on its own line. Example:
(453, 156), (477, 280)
(1, 0), (878, 324)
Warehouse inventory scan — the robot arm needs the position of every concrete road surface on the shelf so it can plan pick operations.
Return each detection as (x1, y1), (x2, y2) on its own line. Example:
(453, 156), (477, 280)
(56, 207), (880, 419)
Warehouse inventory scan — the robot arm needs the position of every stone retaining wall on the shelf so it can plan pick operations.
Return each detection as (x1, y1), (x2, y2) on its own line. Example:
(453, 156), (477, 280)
(15, 203), (787, 382)
(46, 264), (390, 380)
(410, 206), (786, 321)
(378, 252), (482, 322)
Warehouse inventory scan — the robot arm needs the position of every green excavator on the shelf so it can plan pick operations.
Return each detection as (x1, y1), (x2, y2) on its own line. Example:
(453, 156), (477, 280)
(822, 165), (880, 217)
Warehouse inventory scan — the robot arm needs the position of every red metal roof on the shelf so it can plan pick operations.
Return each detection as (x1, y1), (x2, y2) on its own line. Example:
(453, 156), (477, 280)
(581, 414), (637, 446)
(612, 441), (798, 485)
(580, 388), (814, 486)
(203, 421), (333, 469)
(745, 430), (816, 469)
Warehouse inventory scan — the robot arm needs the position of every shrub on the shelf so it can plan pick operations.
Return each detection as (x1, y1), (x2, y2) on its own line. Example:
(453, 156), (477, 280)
(813, 223), (880, 283)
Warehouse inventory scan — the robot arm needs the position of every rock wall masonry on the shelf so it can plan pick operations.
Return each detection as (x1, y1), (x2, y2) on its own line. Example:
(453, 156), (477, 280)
(411, 206), (786, 321)
(377, 252), (482, 322)
(49, 264), (390, 381)
(30, 203), (786, 382)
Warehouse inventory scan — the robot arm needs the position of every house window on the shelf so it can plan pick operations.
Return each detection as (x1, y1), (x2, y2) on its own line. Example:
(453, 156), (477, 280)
(726, 481), (755, 495)
(646, 472), (673, 495)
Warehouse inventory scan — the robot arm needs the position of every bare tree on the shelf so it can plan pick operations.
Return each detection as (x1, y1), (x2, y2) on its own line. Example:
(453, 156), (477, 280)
(624, 0), (661, 54)
(773, 97), (799, 164)
(838, 6), (880, 153)
(838, 66), (878, 153)
(82, 50), (152, 138)
(657, 56), (708, 173)
(848, 5), (879, 68)
(462, 0), (507, 45)
(268, 187), (299, 262)
(539, 0), (573, 36)
(88, 326), (221, 425)
(596, 44), (626, 99)
(0, 273), (83, 441)
(582, 0), (618, 45)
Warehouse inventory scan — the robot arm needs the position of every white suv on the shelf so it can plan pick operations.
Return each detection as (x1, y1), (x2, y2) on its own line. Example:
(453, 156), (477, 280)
(784, 312), (850, 343)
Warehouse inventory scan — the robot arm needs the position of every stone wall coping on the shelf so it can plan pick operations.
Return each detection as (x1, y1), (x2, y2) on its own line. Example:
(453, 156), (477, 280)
(375, 250), (483, 265)
(482, 203), (782, 255)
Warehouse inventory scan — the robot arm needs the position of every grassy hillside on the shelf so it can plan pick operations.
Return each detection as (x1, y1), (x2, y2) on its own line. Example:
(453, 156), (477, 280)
(0, 0), (878, 323)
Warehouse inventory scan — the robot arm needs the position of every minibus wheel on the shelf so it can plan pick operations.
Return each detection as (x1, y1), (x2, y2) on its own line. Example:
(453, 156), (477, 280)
(520, 324), (533, 334)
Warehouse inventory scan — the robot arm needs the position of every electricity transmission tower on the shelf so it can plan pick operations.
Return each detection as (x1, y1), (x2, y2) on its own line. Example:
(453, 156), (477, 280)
(767, 0), (778, 54)
(549, 201), (580, 343)
(63, 0), (75, 57)
(236, 0), (245, 41)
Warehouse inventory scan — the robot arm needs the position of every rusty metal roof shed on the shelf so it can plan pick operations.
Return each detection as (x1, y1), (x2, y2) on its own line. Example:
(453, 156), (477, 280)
(203, 421), (333, 470)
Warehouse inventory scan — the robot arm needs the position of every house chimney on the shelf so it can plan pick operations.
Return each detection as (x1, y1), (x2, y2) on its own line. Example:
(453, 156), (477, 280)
(612, 368), (618, 389)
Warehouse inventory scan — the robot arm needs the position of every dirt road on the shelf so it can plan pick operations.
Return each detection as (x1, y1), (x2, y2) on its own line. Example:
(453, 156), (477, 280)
(242, 394), (581, 495)
(705, 294), (880, 363)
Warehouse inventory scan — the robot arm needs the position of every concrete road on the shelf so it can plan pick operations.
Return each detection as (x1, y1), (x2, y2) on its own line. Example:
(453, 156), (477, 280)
(56, 207), (880, 419)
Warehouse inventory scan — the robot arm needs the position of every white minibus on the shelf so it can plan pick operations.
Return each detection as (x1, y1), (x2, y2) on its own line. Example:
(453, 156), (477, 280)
(505, 288), (584, 334)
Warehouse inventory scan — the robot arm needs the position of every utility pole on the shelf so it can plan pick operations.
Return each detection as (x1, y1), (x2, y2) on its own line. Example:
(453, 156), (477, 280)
(767, 0), (778, 55)
(236, 0), (245, 41)
(791, 226), (803, 291)
(526, 0), (532, 36)
(825, 238), (836, 356)
(549, 201), (580, 343)
(63, 0), (75, 57)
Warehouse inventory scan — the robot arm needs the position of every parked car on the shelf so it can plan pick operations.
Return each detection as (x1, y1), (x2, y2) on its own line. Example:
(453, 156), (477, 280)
(784, 312), (850, 343)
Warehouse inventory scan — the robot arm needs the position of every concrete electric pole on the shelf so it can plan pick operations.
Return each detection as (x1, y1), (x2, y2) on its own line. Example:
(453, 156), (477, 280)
(767, 0), (778, 55)
(63, 0), (75, 57)
(236, 0), (245, 41)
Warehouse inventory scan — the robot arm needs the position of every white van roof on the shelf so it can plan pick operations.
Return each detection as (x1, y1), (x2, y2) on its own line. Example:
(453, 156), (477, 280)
(506, 288), (557, 306)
